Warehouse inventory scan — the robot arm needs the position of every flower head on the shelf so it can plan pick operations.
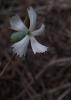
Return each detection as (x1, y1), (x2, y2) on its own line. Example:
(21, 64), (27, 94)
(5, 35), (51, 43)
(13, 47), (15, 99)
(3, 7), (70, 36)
(10, 7), (48, 57)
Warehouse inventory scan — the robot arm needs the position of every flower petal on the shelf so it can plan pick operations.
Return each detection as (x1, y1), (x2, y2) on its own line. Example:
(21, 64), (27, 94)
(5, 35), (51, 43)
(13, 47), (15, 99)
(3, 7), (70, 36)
(30, 36), (48, 54)
(10, 15), (28, 32)
(32, 24), (45, 36)
(27, 7), (37, 31)
(11, 31), (26, 43)
(11, 35), (29, 57)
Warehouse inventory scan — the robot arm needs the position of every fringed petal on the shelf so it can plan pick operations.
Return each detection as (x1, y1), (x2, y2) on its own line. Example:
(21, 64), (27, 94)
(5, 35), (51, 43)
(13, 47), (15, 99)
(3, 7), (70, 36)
(30, 36), (48, 54)
(27, 7), (37, 31)
(32, 24), (45, 36)
(12, 35), (29, 57)
(10, 15), (28, 32)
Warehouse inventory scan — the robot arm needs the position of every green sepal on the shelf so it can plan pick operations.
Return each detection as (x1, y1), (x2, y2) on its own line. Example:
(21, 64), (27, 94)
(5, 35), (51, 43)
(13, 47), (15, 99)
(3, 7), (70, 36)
(11, 32), (26, 43)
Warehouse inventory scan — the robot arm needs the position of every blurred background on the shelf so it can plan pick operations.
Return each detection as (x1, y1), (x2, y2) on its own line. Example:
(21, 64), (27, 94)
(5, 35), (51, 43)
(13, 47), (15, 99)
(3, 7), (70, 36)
(0, 0), (71, 100)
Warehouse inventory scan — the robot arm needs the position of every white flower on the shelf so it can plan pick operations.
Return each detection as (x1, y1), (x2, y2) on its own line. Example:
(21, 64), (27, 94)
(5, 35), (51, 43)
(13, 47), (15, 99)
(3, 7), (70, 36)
(10, 7), (48, 57)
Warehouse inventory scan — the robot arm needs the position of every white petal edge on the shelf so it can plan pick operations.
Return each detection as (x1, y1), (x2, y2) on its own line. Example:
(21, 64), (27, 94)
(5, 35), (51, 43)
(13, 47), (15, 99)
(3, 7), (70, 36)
(30, 36), (48, 54)
(27, 7), (37, 31)
(10, 15), (28, 32)
(11, 35), (29, 57)
(32, 24), (45, 36)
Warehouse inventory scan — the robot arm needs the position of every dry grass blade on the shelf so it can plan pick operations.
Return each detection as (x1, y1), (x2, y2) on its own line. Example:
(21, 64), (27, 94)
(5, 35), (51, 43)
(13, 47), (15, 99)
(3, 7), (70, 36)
(57, 88), (71, 100)
(47, 83), (71, 93)
(35, 57), (71, 79)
